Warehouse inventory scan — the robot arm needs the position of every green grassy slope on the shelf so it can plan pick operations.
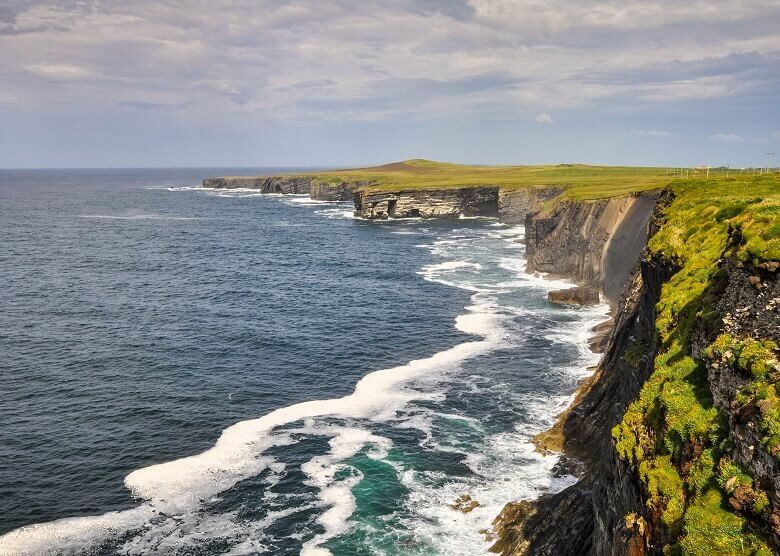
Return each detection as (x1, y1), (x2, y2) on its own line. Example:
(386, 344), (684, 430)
(310, 159), (671, 198)
(304, 159), (754, 200)
(613, 175), (779, 554)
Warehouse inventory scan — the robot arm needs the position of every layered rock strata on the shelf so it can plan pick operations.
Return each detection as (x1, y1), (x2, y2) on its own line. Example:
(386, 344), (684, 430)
(353, 187), (499, 219)
(497, 187), (564, 224)
(202, 175), (314, 193)
(524, 193), (660, 305)
(202, 175), (366, 201)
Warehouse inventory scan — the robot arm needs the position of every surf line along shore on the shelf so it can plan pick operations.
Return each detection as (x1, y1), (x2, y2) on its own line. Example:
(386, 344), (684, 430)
(201, 168), (662, 531)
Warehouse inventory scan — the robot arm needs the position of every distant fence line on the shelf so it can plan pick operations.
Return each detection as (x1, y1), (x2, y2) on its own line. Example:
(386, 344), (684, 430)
(664, 167), (779, 178)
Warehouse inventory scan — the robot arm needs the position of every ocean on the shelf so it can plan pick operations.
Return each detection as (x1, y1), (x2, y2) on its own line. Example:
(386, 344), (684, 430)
(0, 168), (608, 555)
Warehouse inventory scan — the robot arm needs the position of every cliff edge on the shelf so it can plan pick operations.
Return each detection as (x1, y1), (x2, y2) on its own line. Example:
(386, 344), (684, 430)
(493, 177), (780, 555)
(524, 193), (659, 306)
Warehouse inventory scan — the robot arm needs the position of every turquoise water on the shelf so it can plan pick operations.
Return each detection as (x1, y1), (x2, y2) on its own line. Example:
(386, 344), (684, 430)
(0, 169), (608, 555)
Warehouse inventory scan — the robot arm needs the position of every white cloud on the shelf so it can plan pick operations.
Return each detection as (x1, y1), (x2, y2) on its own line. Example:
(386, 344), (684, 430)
(709, 133), (744, 142)
(23, 63), (92, 78)
(0, 0), (778, 124)
(630, 129), (676, 138)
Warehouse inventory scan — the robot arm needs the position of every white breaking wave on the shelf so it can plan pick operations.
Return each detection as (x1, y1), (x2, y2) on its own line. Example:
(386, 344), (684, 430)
(317, 207), (359, 220)
(0, 212), (612, 556)
(0, 273), (505, 556)
(298, 427), (392, 555)
(285, 197), (342, 205)
(421, 260), (483, 273)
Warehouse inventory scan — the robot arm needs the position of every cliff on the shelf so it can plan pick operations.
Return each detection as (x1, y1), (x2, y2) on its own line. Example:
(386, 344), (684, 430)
(498, 187), (564, 224)
(202, 175), (314, 194)
(201, 170), (571, 221)
(202, 175), (366, 201)
(493, 177), (779, 555)
(524, 193), (659, 305)
(353, 187), (499, 219)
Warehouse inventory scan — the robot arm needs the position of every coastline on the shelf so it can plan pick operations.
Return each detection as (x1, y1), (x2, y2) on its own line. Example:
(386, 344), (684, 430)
(10, 165), (773, 554)
(199, 175), (661, 553)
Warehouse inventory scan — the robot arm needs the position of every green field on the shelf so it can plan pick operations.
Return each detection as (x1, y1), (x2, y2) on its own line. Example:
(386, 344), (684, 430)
(306, 159), (769, 200)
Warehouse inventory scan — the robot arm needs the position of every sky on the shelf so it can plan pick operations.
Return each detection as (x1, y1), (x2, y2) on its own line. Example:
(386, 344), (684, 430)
(1, 0), (779, 168)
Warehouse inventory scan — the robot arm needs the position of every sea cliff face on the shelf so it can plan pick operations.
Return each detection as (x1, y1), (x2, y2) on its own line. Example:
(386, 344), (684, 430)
(202, 172), (568, 222)
(493, 184), (779, 555)
(524, 193), (659, 305)
(353, 187), (500, 219)
(497, 187), (564, 224)
(202, 175), (314, 194)
(202, 175), (365, 201)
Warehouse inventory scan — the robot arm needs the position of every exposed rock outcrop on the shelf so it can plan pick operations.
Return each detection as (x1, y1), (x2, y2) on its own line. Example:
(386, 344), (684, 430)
(525, 193), (659, 305)
(353, 187), (499, 219)
(548, 286), (601, 306)
(491, 488), (594, 556)
(310, 179), (370, 201)
(695, 259), (780, 546)
(498, 187), (564, 224)
(450, 494), (481, 514)
(202, 175), (364, 201)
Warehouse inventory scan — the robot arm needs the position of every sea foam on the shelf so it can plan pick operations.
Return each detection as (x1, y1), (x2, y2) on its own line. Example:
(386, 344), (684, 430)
(0, 250), (504, 556)
(0, 215), (610, 556)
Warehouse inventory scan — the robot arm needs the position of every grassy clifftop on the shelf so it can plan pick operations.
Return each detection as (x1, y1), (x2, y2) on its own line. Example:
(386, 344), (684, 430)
(307, 159), (675, 200)
(613, 175), (779, 554)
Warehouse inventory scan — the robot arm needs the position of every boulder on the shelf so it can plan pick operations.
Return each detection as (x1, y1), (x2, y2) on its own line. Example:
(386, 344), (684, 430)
(548, 286), (601, 306)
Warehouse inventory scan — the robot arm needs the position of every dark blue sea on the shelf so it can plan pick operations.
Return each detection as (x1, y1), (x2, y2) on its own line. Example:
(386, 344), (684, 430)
(0, 169), (608, 555)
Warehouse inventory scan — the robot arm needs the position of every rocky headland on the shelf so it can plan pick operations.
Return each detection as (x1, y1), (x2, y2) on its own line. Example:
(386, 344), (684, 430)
(353, 186), (500, 219)
(202, 175), (368, 201)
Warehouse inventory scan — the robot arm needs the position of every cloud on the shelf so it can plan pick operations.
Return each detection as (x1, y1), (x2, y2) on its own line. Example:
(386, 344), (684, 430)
(24, 63), (92, 78)
(412, 0), (475, 20)
(1, 0), (778, 124)
(535, 113), (553, 124)
(771, 131), (780, 140)
(709, 133), (744, 143)
(0, 0), (779, 167)
(631, 129), (676, 138)
(115, 100), (192, 111)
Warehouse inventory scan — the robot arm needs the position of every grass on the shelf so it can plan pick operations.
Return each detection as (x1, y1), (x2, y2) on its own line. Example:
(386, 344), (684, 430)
(680, 489), (772, 556)
(611, 174), (779, 554)
(297, 159), (682, 200)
